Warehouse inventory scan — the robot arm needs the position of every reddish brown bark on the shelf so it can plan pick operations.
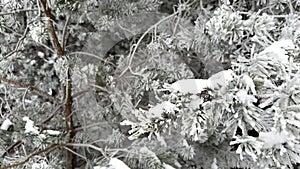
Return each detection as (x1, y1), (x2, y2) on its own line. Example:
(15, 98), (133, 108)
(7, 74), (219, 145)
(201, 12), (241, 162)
(39, 1), (76, 168)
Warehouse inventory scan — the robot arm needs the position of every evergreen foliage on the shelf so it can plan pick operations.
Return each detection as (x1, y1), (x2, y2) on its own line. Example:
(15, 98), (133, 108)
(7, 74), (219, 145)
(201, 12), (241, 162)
(0, 0), (300, 168)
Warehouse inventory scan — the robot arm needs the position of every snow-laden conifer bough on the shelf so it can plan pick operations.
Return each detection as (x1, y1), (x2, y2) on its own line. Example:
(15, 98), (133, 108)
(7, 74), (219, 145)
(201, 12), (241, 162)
(169, 69), (235, 94)
(123, 70), (237, 129)
(168, 39), (295, 96)
(148, 58), (295, 149)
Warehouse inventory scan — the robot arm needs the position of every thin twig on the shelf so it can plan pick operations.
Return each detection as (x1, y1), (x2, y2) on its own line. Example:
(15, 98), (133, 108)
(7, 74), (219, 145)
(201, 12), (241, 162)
(65, 143), (108, 159)
(62, 15), (71, 52)
(39, 105), (63, 125)
(88, 83), (110, 94)
(22, 88), (29, 110)
(117, 11), (179, 79)
(0, 76), (60, 103)
(38, 2), (77, 168)
(74, 122), (116, 132)
(63, 146), (87, 161)
(37, 42), (56, 53)
(72, 88), (91, 99)
(1, 140), (23, 158)
(3, 86), (12, 113)
(68, 52), (117, 66)
(288, 0), (294, 14)
(0, 25), (23, 36)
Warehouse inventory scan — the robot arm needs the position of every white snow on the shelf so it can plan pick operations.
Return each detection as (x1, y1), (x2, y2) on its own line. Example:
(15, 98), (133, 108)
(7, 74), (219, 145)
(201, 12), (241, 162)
(190, 96), (203, 109)
(93, 167), (103, 169)
(37, 51), (45, 58)
(22, 117), (39, 135)
(208, 69), (234, 90)
(0, 119), (13, 131)
(236, 90), (257, 105)
(120, 120), (134, 126)
(148, 101), (178, 115)
(170, 70), (235, 94)
(241, 74), (256, 95)
(259, 39), (295, 64)
(94, 158), (131, 169)
(171, 79), (211, 94)
(259, 130), (290, 149)
(45, 130), (61, 136)
(211, 158), (218, 169)
(2, 0), (10, 4)
(163, 163), (176, 169)
(109, 158), (131, 169)
(32, 160), (49, 169)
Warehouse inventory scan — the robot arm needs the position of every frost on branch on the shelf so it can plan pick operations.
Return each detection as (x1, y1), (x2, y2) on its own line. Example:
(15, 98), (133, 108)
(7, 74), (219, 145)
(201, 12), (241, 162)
(231, 39), (300, 168)
(122, 38), (300, 168)
(122, 70), (235, 141)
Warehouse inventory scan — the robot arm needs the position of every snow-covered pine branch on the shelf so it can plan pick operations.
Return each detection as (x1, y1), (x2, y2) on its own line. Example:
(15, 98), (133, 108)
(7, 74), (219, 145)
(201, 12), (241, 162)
(170, 69), (235, 94)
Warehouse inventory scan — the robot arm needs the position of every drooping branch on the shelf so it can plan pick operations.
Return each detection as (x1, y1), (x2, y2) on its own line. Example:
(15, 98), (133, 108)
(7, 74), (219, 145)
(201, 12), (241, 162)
(0, 76), (60, 103)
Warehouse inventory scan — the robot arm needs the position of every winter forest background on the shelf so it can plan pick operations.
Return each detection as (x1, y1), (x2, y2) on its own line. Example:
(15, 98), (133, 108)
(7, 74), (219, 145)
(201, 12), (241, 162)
(0, 0), (300, 168)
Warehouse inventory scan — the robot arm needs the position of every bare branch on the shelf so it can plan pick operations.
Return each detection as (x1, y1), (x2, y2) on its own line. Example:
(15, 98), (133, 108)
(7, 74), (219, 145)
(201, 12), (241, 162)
(0, 76), (60, 104)
(38, 105), (63, 125)
(1, 140), (22, 158)
(37, 42), (56, 53)
(88, 83), (110, 94)
(0, 25), (23, 36)
(65, 143), (108, 159)
(62, 15), (71, 52)
(68, 52), (117, 67)
(72, 88), (91, 99)
(63, 146), (87, 161)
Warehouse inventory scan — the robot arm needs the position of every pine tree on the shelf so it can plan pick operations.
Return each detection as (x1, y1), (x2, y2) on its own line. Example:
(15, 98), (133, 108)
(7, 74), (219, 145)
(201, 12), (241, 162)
(0, 0), (300, 168)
